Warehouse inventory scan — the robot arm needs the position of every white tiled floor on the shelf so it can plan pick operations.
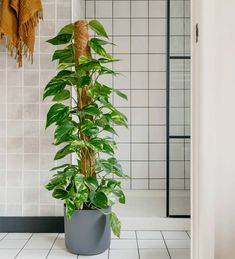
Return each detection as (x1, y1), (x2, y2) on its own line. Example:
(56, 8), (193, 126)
(0, 231), (190, 259)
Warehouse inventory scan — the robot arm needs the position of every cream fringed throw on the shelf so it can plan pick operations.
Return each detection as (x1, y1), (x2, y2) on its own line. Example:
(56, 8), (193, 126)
(0, 0), (43, 67)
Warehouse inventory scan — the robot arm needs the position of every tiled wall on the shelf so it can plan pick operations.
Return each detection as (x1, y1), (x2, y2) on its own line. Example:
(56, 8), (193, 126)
(0, 0), (72, 216)
(85, 0), (168, 190)
(0, 0), (190, 216)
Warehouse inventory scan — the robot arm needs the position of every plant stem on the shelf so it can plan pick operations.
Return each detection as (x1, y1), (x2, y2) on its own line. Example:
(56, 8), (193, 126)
(74, 20), (95, 177)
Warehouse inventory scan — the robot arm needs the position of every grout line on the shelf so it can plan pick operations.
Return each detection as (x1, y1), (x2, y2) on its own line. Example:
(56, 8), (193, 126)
(45, 233), (59, 259)
(186, 230), (191, 239)
(0, 233), (8, 241)
(14, 233), (33, 259)
(160, 231), (172, 259)
(135, 231), (141, 259)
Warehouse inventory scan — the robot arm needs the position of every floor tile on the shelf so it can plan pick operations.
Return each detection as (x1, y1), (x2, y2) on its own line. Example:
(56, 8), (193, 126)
(16, 249), (49, 259)
(139, 249), (170, 259)
(0, 248), (21, 259)
(31, 233), (58, 240)
(138, 239), (165, 249)
(109, 249), (139, 259)
(78, 250), (108, 259)
(137, 231), (162, 240)
(0, 239), (28, 249)
(162, 231), (189, 240)
(111, 231), (136, 240)
(4, 233), (32, 240)
(52, 236), (66, 250)
(0, 233), (8, 240)
(110, 239), (137, 249)
(169, 248), (190, 259)
(47, 249), (78, 259)
(165, 239), (190, 249)
(24, 238), (55, 249)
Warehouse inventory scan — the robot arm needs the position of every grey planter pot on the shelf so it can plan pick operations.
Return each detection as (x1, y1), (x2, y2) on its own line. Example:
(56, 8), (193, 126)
(64, 207), (111, 255)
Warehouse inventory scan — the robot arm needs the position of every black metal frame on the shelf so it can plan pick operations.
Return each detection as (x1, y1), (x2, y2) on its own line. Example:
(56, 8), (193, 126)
(166, 0), (191, 218)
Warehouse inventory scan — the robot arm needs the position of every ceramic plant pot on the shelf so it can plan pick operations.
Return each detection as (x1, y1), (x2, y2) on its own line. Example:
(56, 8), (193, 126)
(64, 207), (111, 255)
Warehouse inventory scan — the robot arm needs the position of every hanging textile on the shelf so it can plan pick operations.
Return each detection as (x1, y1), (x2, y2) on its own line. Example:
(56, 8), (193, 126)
(0, 0), (43, 67)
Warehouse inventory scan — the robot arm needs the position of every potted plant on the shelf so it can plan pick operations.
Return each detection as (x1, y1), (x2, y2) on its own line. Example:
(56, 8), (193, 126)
(43, 20), (128, 255)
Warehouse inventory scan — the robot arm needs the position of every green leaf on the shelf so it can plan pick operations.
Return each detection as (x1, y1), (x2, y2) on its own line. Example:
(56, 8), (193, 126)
(50, 163), (71, 171)
(89, 191), (108, 208)
(52, 45), (74, 64)
(53, 89), (70, 101)
(54, 121), (75, 145)
(84, 176), (98, 191)
(47, 24), (74, 45)
(113, 89), (128, 100)
(90, 38), (113, 46)
(103, 125), (118, 136)
(81, 119), (99, 137)
(52, 188), (68, 199)
(89, 20), (108, 38)
(79, 55), (91, 64)
(81, 105), (101, 117)
(110, 212), (121, 238)
(54, 144), (74, 160)
(113, 189), (125, 204)
(58, 23), (74, 35)
(46, 103), (70, 128)
(43, 70), (72, 99)
(47, 34), (72, 45)
(79, 76), (92, 87)
(65, 199), (76, 219)
(88, 39), (112, 59)
(109, 111), (128, 128)
(58, 62), (76, 70)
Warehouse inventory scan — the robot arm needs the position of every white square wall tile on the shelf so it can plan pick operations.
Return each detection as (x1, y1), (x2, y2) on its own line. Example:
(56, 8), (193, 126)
(149, 161), (166, 178)
(132, 161), (148, 178)
(131, 144), (148, 161)
(113, 19), (130, 35)
(131, 90), (148, 107)
(114, 1), (130, 18)
(131, 1), (148, 17)
(113, 37), (130, 54)
(131, 36), (148, 53)
(132, 179), (149, 190)
(149, 1), (167, 18)
(131, 125), (148, 143)
(132, 108), (148, 125)
(96, 1), (112, 18)
(149, 19), (167, 35)
(131, 19), (148, 36)
(131, 72), (148, 89)
(131, 54), (148, 72)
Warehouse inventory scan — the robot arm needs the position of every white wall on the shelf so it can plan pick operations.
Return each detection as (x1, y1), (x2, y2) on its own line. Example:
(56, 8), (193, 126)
(193, 0), (235, 258)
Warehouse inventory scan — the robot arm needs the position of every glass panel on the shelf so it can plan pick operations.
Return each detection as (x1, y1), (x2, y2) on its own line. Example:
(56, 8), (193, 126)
(168, 0), (191, 217)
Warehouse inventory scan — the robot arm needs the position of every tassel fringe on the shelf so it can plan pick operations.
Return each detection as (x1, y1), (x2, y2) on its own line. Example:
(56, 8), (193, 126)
(0, 9), (43, 67)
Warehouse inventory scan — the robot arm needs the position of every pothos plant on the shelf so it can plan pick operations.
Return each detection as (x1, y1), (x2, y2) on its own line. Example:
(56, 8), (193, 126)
(43, 20), (128, 238)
